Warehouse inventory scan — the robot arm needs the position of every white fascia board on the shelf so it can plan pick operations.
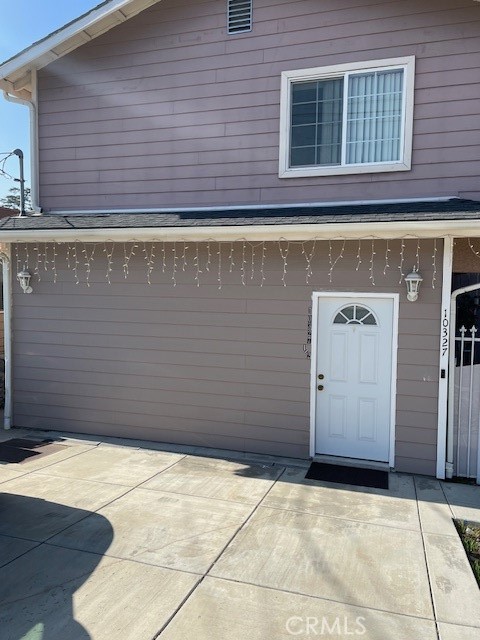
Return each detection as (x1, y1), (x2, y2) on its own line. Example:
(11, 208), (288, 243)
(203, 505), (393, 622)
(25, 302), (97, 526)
(1, 219), (480, 243)
(0, 0), (160, 81)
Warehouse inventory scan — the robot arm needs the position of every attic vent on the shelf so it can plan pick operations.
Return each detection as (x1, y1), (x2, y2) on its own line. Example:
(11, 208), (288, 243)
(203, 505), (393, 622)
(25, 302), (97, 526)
(228, 0), (252, 34)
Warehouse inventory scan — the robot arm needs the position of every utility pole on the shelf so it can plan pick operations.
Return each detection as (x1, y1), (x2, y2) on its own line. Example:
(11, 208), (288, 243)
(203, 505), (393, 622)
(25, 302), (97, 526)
(12, 148), (25, 216)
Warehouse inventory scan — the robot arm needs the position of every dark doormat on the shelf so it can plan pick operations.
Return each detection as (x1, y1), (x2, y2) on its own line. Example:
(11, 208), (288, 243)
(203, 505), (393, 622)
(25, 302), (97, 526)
(305, 461), (389, 490)
(0, 438), (67, 464)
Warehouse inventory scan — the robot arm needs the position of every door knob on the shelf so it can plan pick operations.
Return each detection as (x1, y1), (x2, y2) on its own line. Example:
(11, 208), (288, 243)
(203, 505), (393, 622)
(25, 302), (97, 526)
(318, 374), (324, 380)
(317, 384), (324, 391)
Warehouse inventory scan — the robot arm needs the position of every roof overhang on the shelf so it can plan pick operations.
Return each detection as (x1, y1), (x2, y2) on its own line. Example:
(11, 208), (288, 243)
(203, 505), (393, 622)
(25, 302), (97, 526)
(0, 0), (161, 98)
(1, 218), (480, 243)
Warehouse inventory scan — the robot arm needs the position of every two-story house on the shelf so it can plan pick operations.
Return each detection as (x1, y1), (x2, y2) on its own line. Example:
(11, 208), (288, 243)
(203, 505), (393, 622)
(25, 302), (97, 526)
(1, 0), (480, 480)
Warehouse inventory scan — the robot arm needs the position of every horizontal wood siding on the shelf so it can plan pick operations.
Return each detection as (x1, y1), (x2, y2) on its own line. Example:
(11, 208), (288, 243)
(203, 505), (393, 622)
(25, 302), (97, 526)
(12, 240), (441, 474)
(36, 0), (480, 210)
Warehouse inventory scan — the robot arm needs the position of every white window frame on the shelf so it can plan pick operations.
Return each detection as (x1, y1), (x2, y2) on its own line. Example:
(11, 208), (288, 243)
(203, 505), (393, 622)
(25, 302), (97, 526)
(279, 56), (415, 179)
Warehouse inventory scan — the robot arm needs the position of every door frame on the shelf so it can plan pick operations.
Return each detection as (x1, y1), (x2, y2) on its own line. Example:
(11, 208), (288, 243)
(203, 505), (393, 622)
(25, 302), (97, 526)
(309, 291), (400, 467)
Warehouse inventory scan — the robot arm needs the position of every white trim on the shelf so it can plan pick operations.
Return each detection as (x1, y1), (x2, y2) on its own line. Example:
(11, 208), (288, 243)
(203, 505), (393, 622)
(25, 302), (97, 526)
(1, 247), (12, 430)
(437, 237), (454, 479)
(2, 218), (480, 244)
(309, 291), (399, 467)
(43, 196), (460, 216)
(279, 56), (415, 178)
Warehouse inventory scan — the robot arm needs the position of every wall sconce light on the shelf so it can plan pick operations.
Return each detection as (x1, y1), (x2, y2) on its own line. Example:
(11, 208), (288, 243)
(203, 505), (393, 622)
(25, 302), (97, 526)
(17, 269), (33, 294)
(405, 267), (423, 302)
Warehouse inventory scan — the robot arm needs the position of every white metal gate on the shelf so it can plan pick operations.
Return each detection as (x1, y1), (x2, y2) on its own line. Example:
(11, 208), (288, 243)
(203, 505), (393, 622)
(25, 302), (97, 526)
(452, 325), (480, 480)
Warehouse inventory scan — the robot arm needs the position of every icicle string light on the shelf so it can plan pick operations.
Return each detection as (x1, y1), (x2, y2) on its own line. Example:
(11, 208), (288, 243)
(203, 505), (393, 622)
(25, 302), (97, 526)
(355, 240), (361, 272)
(415, 239), (421, 272)
(205, 241), (211, 273)
(181, 242), (188, 272)
(104, 242), (115, 285)
(260, 241), (266, 287)
(143, 242), (156, 285)
(241, 240), (247, 286)
(194, 243), (200, 287)
(383, 240), (390, 276)
(172, 243), (178, 286)
(72, 241), (80, 285)
(328, 239), (345, 283)
(398, 240), (405, 284)
(161, 242), (166, 273)
(123, 242), (137, 279)
(44, 242), (49, 272)
(52, 243), (58, 284)
(278, 240), (290, 287)
(14, 243), (20, 275)
(13, 238), (441, 292)
(82, 243), (96, 287)
(369, 239), (376, 286)
(217, 242), (222, 290)
(302, 240), (316, 284)
(33, 243), (41, 282)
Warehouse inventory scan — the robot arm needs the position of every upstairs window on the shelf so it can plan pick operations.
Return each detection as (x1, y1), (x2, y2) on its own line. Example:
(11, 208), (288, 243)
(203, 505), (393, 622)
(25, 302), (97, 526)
(279, 57), (415, 178)
(228, 0), (252, 34)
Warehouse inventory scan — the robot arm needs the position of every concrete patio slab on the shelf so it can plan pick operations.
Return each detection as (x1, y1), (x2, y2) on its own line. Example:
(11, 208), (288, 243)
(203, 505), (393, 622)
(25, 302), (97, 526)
(38, 445), (185, 486)
(1, 430), (478, 639)
(442, 482), (480, 509)
(143, 455), (283, 503)
(210, 506), (433, 619)
(0, 473), (128, 541)
(423, 532), (480, 628)
(160, 576), (438, 640)
(438, 622), (480, 640)
(0, 466), (27, 483)
(414, 476), (458, 536)
(0, 543), (199, 640)
(262, 468), (419, 530)
(0, 533), (38, 568)
(50, 487), (254, 573)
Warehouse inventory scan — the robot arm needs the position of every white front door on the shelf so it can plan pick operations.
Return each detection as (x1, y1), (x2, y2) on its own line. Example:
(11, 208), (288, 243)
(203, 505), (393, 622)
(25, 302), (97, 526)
(314, 295), (396, 462)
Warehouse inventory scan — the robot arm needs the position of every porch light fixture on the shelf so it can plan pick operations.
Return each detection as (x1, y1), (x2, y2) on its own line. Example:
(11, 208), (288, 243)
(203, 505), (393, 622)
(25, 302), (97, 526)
(17, 269), (33, 294)
(405, 267), (423, 302)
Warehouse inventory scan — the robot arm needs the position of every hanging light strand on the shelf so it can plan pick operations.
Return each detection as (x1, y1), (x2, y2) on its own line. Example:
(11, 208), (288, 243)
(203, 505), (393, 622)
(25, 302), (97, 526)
(103, 242), (115, 285)
(431, 238), (437, 289)
(302, 240), (316, 284)
(398, 240), (405, 284)
(383, 240), (391, 276)
(328, 239), (345, 283)
(355, 240), (362, 272)
(369, 239), (376, 286)
(278, 240), (290, 287)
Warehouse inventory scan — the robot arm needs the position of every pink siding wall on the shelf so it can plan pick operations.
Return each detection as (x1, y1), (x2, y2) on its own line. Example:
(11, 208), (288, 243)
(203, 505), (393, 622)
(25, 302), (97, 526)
(12, 240), (441, 475)
(37, 0), (480, 210)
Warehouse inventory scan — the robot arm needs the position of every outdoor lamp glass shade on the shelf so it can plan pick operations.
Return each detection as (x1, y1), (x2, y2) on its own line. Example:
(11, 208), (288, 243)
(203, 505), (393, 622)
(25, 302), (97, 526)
(17, 269), (33, 294)
(405, 267), (422, 302)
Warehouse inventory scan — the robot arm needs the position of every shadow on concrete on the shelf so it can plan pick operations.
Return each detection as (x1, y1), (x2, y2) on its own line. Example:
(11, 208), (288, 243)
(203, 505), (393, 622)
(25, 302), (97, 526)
(0, 494), (113, 640)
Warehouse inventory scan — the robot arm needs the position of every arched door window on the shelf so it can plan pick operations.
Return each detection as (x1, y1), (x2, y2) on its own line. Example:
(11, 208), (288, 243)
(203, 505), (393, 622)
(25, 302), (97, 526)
(333, 304), (377, 326)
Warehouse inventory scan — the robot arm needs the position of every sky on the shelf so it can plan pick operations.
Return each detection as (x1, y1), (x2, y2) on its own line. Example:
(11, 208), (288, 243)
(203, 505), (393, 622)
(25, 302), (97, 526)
(0, 0), (101, 202)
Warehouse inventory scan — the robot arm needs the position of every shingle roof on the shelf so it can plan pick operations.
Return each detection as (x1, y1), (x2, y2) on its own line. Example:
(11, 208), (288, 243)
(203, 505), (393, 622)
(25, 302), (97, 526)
(0, 199), (479, 231)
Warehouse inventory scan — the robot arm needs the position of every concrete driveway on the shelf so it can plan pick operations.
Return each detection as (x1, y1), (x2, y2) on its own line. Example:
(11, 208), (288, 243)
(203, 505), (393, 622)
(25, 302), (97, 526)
(0, 430), (479, 640)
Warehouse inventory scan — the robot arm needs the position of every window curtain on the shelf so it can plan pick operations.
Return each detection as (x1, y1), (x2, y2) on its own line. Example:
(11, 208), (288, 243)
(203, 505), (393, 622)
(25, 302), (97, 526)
(346, 69), (404, 164)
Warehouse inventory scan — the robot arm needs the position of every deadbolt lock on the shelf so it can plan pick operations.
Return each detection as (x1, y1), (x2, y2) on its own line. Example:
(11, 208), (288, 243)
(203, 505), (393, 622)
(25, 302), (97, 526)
(318, 374), (324, 380)
(317, 384), (324, 391)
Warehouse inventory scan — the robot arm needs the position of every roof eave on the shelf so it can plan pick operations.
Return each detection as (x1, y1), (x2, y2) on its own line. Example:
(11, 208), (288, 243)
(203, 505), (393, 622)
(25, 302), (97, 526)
(0, 218), (480, 243)
(0, 0), (161, 96)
